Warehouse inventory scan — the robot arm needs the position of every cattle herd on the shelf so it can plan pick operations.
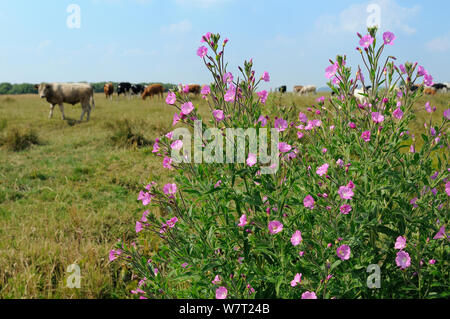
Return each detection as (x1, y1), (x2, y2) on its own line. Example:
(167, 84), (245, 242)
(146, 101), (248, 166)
(33, 80), (448, 122)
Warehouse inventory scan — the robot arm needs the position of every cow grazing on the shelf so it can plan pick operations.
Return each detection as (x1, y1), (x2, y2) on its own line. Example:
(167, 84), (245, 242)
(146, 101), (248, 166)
(142, 84), (164, 100)
(104, 83), (114, 100)
(131, 84), (145, 97)
(117, 82), (132, 98)
(432, 83), (447, 93)
(277, 85), (287, 93)
(35, 83), (95, 122)
(299, 85), (316, 96)
(293, 85), (303, 94)
(188, 84), (201, 96)
(424, 87), (437, 95)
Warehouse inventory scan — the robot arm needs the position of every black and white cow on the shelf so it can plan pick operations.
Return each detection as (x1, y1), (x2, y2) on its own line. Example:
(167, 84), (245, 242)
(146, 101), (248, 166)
(432, 83), (447, 93)
(131, 84), (145, 97)
(117, 82), (132, 98)
(277, 85), (287, 93)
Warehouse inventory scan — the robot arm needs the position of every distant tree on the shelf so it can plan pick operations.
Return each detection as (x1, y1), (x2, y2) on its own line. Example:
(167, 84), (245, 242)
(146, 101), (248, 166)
(0, 83), (13, 94)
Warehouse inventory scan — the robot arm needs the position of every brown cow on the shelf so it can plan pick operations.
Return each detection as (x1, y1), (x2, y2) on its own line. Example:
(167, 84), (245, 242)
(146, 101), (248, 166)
(293, 85), (303, 93)
(141, 84), (164, 100)
(104, 83), (114, 99)
(424, 87), (436, 95)
(188, 84), (201, 96)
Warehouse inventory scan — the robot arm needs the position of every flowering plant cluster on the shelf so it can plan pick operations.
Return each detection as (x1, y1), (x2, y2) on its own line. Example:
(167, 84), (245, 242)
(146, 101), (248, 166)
(110, 28), (449, 299)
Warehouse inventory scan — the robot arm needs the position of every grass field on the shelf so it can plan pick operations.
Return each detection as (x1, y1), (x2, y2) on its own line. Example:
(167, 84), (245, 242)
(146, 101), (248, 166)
(0, 91), (448, 298)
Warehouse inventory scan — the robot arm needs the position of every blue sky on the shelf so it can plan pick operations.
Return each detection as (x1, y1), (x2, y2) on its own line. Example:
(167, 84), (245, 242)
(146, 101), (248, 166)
(0, 0), (449, 91)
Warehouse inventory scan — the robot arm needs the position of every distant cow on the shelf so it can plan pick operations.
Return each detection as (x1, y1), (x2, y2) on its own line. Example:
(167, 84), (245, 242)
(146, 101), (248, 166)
(432, 83), (447, 93)
(117, 82), (132, 98)
(188, 84), (201, 96)
(131, 84), (145, 97)
(104, 83), (114, 99)
(293, 85), (303, 93)
(424, 87), (437, 95)
(299, 85), (316, 96)
(142, 84), (164, 100)
(277, 85), (287, 93)
(35, 83), (95, 122)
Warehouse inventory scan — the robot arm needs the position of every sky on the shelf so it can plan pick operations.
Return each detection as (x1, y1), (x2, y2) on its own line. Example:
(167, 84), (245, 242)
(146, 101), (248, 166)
(0, 0), (449, 91)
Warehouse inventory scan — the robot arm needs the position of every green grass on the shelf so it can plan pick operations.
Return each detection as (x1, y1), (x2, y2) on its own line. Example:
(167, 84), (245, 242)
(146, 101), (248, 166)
(0, 91), (448, 298)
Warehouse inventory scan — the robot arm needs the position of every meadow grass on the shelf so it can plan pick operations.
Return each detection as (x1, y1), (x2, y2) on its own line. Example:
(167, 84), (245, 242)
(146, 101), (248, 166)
(0, 91), (448, 298)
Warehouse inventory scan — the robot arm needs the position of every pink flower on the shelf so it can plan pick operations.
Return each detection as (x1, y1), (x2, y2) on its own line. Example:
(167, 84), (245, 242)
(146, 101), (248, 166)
(348, 122), (357, 129)
(325, 63), (338, 79)
(417, 65), (427, 76)
(433, 226), (446, 239)
(274, 117), (288, 132)
(395, 251), (411, 270)
(201, 32), (211, 43)
(262, 71), (270, 82)
(359, 34), (374, 48)
(278, 142), (292, 153)
(301, 291), (317, 299)
(138, 191), (153, 206)
(172, 113), (181, 126)
(425, 102), (433, 113)
(212, 109), (225, 122)
(424, 73), (433, 86)
(183, 85), (190, 93)
(216, 286), (228, 299)
(163, 183), (177, 196)
(399, 64), (406, 74)
(223, 72), (233, 84)
(214, 180), (222, 188)
(257, 90), (268, 104)
(238, 214), (248, 227)
(429, 259), (436, 265)
(336, 244), (351, 260)
(180, 102), (194, 116)
(109, 249), (121, 262)
(444, 109), (450, 120)
(197, 46), (208, 57)
(166, 92), (176, 105)
(446, 181), (450, 196)
(163, 157), (173, 170)
(303, 195), (315, 209)
(297, 131), (304, 139)
(201, 85), (210, 97)
(361, 130), (371, 142)
(212, 275), (221, 285)
(224, 85), (236, 102)
(338, 186), (354, 200)
(371, 112), (384, 123)
(383, 31), (395, 45)
(171, 140), (183, 151)
(136, 221), (144, 233)
(316, 163), (329, 177)
(298, 112), (308, 123)
(166, 217), (178, 228)
(246, 153), (257, 167)
(393, 108), (403, 119)
(290, 273), (302, 287)
(395, 236), (407, 250)
(336, 159), (344, 167)
(340, 204), (352, 215)
(268, 220), (283, 234)
(316, 96), (325, 103)
(291, 230), (302, 246)
(166, 131), (174, 139)
(299, 251), (305, 257)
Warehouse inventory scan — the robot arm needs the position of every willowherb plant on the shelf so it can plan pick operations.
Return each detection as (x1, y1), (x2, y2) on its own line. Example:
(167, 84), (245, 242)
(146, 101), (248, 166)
(110, 28), (449, 299)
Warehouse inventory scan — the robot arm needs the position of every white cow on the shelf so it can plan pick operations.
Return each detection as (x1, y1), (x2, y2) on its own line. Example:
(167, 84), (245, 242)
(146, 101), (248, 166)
(35, 83), (95, 122)
(299, 85), (316, 96)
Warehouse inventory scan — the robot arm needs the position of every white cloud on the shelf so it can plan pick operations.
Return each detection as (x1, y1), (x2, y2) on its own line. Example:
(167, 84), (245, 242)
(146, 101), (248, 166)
(315, 0), (420, 35)
(426, 34), (450, 53)
(160, 19), (192, 35)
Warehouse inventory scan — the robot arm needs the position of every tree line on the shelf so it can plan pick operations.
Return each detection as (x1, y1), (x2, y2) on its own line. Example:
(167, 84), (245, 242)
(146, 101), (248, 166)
(0, 82), (178, 95)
